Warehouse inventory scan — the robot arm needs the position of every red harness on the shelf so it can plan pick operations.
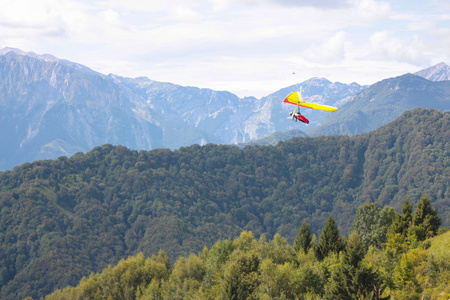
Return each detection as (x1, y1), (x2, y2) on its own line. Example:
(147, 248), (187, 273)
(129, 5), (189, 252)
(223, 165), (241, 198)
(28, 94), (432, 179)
(297, 115), (309, 124)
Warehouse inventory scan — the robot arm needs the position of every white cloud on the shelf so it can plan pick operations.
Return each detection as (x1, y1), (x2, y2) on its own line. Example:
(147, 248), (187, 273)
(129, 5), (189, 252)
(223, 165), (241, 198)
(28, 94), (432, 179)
(368, 31), (428, 66)
(269, 0), (351, 9)
(0, 0), (448, 97)
(0, 0), (70, 36)
(171, 5), (202, 21)
(98, 9), (122, 26)
(428, 28), (450, 63)
(348, 0), (390, 23)
(302, 31), (348, 63)
(407, 20), (433, 31)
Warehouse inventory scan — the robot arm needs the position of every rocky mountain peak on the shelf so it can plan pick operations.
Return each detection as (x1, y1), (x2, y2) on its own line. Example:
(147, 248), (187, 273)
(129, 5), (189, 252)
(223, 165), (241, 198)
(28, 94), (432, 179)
(0, 47), (27, 56)
(415, 62), (450, 81)
(303, 77), (331, 86)
(1, 47), (55, 62)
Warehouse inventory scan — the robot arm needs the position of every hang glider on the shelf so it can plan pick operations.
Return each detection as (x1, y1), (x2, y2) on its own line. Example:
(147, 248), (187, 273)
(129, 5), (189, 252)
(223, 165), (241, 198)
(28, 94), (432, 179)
(283, 91), (338, 124)
(283, 92), (338, 112)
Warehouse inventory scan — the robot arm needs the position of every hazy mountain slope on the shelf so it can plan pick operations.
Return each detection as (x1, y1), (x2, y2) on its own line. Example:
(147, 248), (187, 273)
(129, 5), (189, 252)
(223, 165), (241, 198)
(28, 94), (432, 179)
(115, 75), (258, 145)
(1, 48), (366, 171)
(0, 108), (448, 299)
(96, 76), (364, 144)
(0, 49), (222, 170)
(0, 49), (152, 164)
(244, 78), (365, 140)
(237, 129), (308, 147)
(307, 74), (450, 136)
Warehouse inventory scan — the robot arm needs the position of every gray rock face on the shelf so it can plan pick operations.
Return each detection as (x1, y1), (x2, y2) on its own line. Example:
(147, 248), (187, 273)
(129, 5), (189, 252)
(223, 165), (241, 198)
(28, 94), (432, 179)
(415, 62), (450, 81)
(0, 48), (170, 170)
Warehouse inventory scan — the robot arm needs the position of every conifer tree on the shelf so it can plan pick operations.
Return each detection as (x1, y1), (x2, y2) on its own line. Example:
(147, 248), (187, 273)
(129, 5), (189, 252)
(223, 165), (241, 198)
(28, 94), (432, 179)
(325, 231), (381, 299)
(412, 195), (441, 240)
(390, 199), (413, 236)
(402, 199), (413, 224)
(315, 216), (344, 261)
(294, 220), (312, 253)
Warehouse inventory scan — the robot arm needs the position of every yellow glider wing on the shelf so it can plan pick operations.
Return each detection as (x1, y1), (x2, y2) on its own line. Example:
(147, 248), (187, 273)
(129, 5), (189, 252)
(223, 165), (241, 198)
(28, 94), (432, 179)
(283, 92), (338, 112)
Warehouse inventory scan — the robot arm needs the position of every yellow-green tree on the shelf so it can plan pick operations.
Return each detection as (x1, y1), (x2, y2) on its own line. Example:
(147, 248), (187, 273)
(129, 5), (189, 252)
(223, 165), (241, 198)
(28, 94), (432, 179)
(392, 253), (422, 299)
(221, 251), (261, 300)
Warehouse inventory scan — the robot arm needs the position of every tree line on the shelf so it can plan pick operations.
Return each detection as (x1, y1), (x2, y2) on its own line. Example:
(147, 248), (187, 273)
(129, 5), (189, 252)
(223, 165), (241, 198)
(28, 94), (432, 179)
(43, 196), (447, 300)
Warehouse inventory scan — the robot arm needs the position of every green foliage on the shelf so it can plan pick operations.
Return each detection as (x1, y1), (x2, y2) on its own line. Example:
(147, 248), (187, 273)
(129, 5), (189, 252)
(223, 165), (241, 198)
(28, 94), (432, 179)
(389, 196), (442, 248)
(0, 109), (449, 299)
(421, 230), (450, 298)
(316, 216), (345, 261)
(294, 220), (312, 253)
(412, 195), (441, 240)
(222, 251), (261, 300)
(45, 252), (169, 300)
(390, 199), (413, 236)
(325, 231), (381, 299)
(392, 253), (422, 299)
(160, 253), (206, 299)
(353, 202), (396, 249)
(45, 224), (450, 300)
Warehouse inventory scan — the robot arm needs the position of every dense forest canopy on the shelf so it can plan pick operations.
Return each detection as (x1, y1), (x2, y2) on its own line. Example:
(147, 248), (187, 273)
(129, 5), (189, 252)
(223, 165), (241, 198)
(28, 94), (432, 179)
(45, 200), (448, 300)
(0, 108), (449, 299)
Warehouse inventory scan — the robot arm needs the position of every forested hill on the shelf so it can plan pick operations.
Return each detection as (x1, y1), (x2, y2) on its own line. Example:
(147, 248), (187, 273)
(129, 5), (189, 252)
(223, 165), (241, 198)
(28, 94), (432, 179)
(0, 108), (449, 299)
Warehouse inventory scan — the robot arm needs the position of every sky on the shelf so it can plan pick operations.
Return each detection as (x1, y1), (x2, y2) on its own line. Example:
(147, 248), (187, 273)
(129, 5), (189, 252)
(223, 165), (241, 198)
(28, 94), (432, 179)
(1, 0), (449, 98)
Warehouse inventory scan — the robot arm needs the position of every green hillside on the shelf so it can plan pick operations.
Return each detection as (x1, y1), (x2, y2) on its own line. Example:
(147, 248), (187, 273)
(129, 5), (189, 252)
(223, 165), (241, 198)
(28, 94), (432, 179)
(0, 108), (448, 299)
(44, 205), (450, 300)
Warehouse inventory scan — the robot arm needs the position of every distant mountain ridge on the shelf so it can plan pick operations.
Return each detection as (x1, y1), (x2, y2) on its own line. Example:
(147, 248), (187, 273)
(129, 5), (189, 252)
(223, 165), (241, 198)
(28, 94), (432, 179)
(0, 47), (364, 170)
(244, 78), (365, 141)
(0, 48), (168, 169)
(237, 129), (308, 147)
(415, 62), (450, 81)
(308, 72), (450, 137)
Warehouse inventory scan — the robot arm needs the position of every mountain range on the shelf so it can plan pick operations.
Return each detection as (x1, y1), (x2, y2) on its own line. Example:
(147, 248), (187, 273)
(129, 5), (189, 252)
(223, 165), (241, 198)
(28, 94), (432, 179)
(0, 47), (361, 170)
(1, 47), (450, 171)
